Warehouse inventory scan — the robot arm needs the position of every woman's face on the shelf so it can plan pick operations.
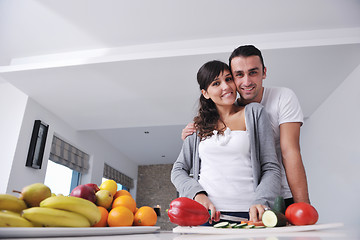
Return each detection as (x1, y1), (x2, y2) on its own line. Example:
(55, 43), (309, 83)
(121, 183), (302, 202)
(201, 69), (236, 106)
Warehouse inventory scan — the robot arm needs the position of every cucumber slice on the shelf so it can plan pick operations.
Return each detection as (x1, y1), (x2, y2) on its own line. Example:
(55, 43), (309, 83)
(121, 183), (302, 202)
(244, 224), (255, 229)
(254, 225), (266, 229)
(228, 223), (237, 228)
(213, 221), (230, 228)
(262, 210), (287, 227)
(234, 223), (247, 228)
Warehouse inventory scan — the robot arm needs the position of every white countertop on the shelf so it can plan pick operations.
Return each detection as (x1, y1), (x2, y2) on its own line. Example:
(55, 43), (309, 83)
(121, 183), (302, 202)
(0, 224), (358, 240)
(1, 230), (358, 240)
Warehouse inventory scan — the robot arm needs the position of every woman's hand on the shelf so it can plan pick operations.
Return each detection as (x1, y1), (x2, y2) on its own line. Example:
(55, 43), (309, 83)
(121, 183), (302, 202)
(194, 193), (219, 223)
(249, 204), (267, 222)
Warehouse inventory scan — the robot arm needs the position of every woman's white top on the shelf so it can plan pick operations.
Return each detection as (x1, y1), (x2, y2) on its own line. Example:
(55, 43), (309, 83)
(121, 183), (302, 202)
(198, 127), (255, 211)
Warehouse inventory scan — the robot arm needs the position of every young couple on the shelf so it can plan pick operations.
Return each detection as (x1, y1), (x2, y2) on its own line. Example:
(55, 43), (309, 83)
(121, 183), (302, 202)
(171, 45), (309, 224)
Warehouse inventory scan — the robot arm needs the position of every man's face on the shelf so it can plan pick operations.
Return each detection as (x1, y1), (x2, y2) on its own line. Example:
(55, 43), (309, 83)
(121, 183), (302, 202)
(230, 55), (266, 104)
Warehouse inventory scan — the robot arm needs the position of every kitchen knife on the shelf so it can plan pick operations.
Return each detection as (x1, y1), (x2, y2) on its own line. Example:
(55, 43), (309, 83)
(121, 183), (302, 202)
(219, 214), (248, 222)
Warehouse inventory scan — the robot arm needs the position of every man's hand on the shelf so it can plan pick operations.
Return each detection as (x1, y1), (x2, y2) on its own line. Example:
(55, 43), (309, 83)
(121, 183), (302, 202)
(181, 122), (196, 140)
(194, 193), (219, 223)
(249, 204), (267, 222)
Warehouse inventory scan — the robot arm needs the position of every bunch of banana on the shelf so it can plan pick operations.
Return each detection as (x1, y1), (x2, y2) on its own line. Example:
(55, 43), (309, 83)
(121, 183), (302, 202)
(0, 194), (32, 227)
(22, 207), (90, 227)
(39, 195), (101, 226)
(0, 194), (27, 212)
(0, 194), (101, 227)
(0, 210), (33, 227)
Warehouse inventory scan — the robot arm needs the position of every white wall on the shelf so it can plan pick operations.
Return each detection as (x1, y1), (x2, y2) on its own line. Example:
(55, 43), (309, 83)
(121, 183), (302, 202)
(76, 130), (138, 199)
(2, 84), (138, 199)
(0, 82), (28, 193)
(301, 64), (360, 233)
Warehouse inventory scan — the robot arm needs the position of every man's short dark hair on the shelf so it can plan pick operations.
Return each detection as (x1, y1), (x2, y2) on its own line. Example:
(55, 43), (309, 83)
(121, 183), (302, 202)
(229, 45), (265, 72)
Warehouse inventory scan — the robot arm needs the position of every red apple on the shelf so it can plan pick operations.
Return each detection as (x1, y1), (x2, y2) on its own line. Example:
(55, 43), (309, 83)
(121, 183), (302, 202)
(70, 185), (96, 203)
(85, 183), (100, 193)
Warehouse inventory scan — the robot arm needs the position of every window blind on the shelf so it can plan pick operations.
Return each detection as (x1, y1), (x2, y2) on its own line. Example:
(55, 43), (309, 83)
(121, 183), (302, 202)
(103, 163), (134, 189)
(49, 136), (90, 173)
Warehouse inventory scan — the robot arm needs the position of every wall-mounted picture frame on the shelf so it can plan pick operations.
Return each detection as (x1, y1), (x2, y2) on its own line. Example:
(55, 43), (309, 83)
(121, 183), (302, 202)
(25, 120), (49, 169)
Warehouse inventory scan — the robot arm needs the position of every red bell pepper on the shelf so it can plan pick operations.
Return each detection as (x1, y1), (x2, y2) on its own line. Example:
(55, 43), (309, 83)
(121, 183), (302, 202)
(168, 197), (210, 226)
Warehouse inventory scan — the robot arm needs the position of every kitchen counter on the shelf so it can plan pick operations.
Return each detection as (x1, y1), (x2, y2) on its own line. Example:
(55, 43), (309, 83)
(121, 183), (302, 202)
(0, 226), (358, 240)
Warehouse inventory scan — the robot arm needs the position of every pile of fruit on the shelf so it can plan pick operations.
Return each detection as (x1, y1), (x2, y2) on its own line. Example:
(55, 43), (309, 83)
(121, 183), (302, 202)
(0, 180), (157, 228)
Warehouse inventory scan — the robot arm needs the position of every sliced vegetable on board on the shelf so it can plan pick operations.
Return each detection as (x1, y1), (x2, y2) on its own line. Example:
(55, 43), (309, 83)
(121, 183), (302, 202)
(234, 223), (247, 228)
(213, 221), (265, 229)
(167, 197), (210, 226)
(246, 220), (265, 227)
(262, 210), (288, 227)
(213, 221), (229, 228)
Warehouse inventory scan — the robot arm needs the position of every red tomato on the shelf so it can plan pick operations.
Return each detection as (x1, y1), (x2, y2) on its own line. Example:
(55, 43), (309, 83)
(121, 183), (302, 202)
(285, 202), (319, 225)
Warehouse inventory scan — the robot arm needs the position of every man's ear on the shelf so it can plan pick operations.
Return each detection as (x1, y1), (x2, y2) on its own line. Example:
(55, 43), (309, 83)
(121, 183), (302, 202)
(262, 67), (267, 79)
(201, 89), (210, 99)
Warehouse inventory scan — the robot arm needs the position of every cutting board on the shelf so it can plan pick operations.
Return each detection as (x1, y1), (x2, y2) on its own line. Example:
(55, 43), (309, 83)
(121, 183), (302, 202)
(173, 222), (344, 235)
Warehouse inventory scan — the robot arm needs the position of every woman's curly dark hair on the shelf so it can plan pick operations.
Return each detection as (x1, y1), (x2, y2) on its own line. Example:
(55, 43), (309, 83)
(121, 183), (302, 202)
(194, 60), (230, 140)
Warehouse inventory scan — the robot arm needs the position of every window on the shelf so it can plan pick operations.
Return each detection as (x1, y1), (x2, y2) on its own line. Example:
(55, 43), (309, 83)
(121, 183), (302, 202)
(101, 177), (129, 192)
(44, 160), (81, 195)
(102, 163), (133, 190)
(45, 135), (89, 195)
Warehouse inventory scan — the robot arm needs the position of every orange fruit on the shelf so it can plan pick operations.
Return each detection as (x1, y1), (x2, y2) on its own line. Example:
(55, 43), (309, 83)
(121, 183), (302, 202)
(99, 180), (118, 196)
(108, 206), (134, 227)
(112, 195), (136, 213)
(92, 206), (109, 227)
(113, 189), (131, 199)
(133, 206), (157, 226)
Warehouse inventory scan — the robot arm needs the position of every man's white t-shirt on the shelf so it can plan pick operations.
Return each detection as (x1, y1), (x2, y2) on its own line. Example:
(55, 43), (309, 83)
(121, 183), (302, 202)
(260, 87), (304, 199)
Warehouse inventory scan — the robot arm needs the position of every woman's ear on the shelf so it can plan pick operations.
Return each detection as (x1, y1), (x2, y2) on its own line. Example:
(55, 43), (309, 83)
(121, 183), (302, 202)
(201, 89), (210, 99)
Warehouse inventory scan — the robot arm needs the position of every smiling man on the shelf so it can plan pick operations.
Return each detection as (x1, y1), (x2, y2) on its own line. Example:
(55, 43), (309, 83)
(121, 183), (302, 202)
(229, 45), (309, 207)
(182, 45), (310, 208)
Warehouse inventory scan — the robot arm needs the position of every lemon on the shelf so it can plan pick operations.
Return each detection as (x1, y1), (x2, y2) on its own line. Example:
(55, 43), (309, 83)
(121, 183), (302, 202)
(99, 179), (118, 196)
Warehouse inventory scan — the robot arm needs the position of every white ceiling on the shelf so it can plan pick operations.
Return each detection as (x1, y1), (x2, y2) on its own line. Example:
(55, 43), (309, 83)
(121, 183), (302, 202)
(1, 0), (360, 165)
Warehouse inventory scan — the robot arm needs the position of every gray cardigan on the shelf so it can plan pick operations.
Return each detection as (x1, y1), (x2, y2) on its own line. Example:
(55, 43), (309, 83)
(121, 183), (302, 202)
(171, 103), (281, 208)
